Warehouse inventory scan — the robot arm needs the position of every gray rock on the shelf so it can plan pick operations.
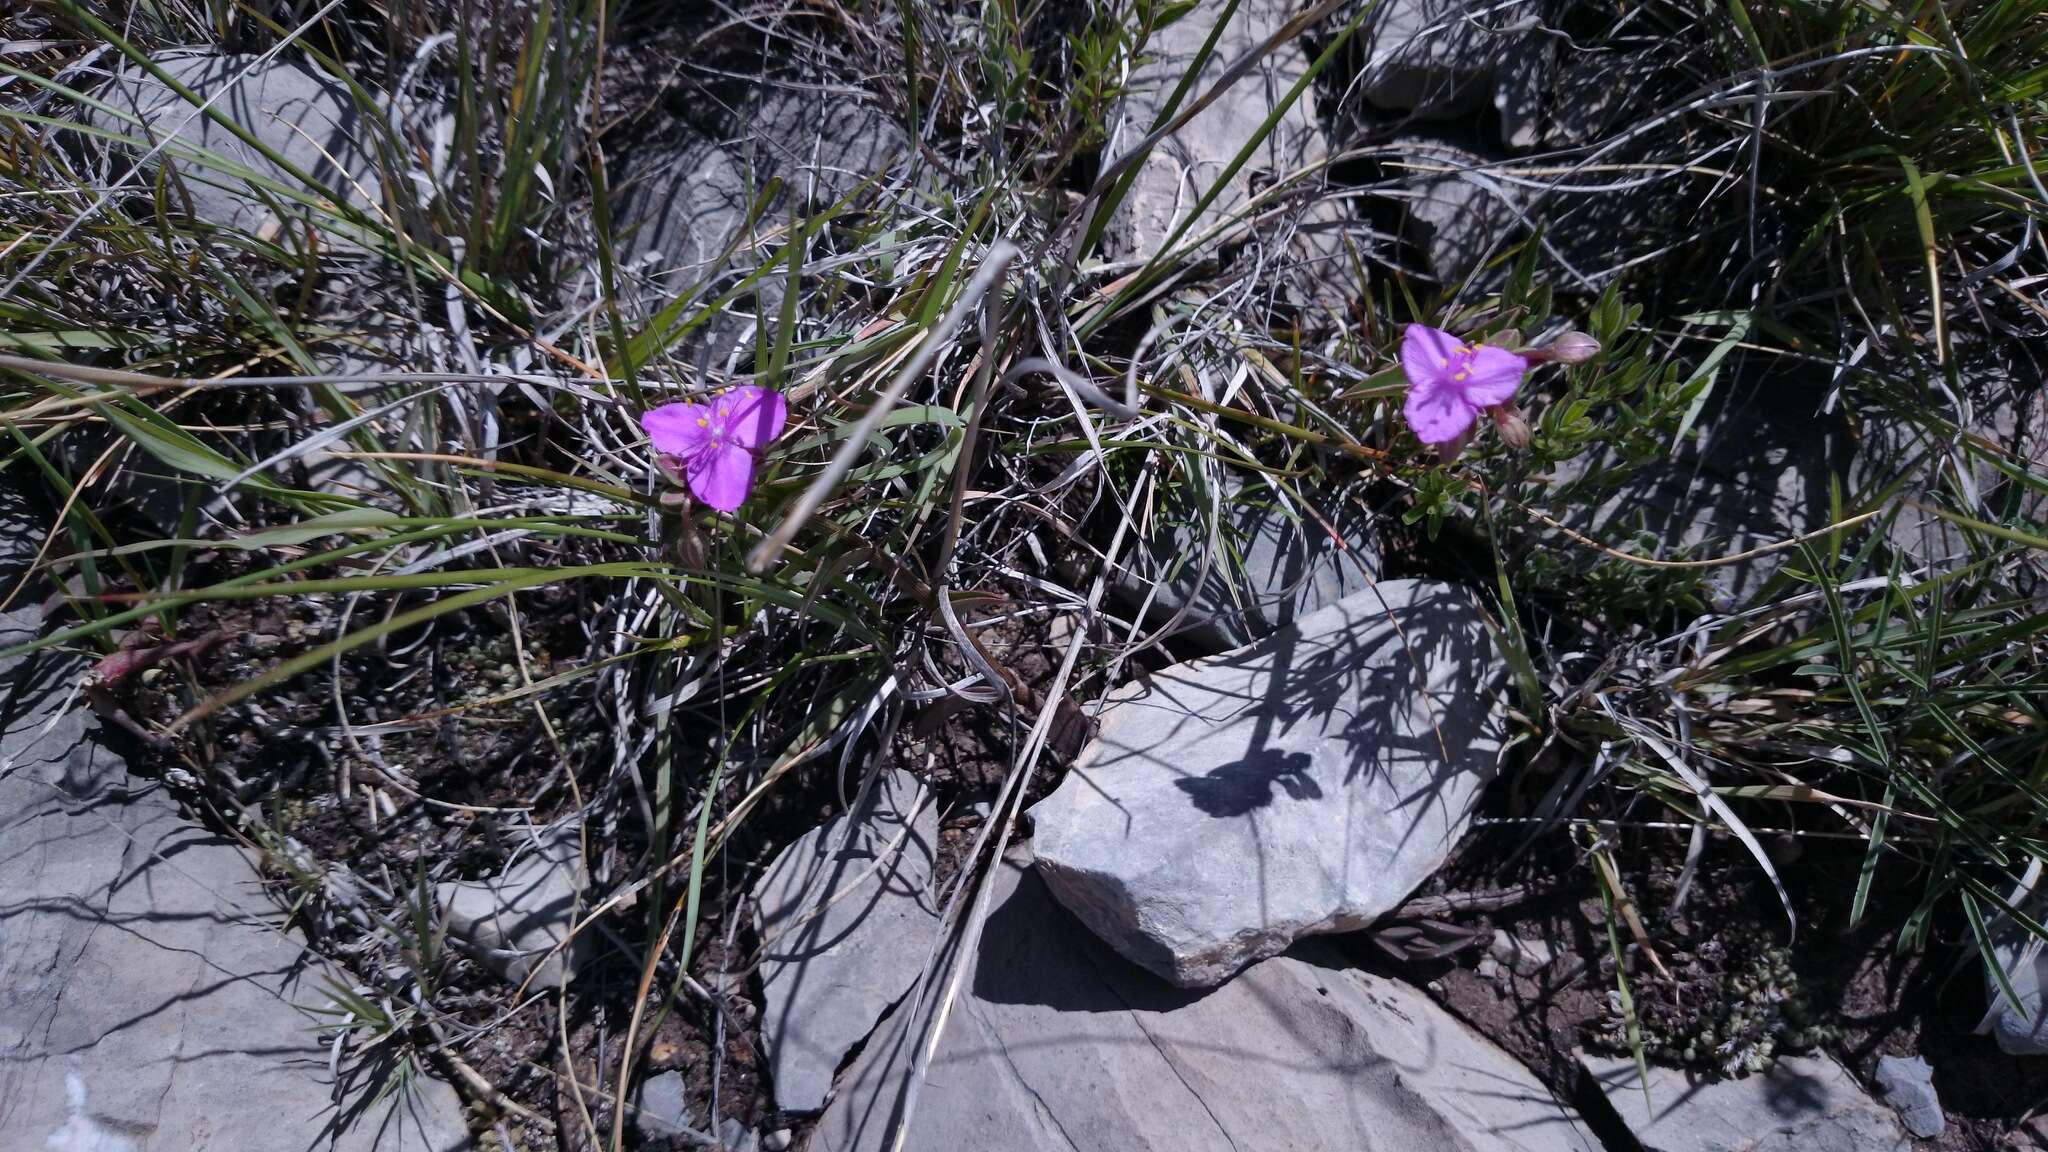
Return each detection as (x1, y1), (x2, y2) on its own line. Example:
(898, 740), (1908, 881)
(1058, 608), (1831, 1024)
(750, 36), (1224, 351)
(1031, 580), (1503, 987)
(1494, 37), (1552, 150)
(753, 769), (939, 1113)
(632, 1070), (694, 1138)
(1872, 1055), (1943, 1139)
(739, 86), (911, 209)
(1114, 473), (1378, 652)
(1983, 891), (2048, 1054)
(1545, 378), (1852, 609)
(1361, 0), (1536, 120)
(1582, 1052), (1910, 1152)
(813, 860), (1598, 1152)
(1392, 136), (1518, 284)
(1102, 0), (1328, 260)
(1490, 928), (1555, 975)
(0, 483), (468, 1151)
(437, 828), (583, 991)
(87, 52), (388, 241)
(614, 132), (751, 314)
(762, 1128), (792, 1151)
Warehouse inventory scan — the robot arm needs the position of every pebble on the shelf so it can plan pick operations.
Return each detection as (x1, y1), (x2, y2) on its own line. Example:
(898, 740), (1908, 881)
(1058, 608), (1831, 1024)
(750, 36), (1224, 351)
(763, 1129), (793, 1152)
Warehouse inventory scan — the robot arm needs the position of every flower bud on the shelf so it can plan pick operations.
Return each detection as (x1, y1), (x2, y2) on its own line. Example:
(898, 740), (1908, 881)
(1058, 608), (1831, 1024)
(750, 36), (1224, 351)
(1490, 403), (1532, 450)
(1544, 331), (1601, 365)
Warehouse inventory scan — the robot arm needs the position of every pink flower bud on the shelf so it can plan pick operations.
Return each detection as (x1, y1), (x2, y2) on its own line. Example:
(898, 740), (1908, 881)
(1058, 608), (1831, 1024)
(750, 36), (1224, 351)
(1544, 331), (1600, 365)
(1490, 403), (1532, 450)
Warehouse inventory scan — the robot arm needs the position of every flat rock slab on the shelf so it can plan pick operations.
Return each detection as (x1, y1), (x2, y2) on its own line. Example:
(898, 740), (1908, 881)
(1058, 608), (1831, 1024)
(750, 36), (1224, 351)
(1583, 1052), (1910, 1152)
(1104, 0), (1327, 260)
(813, 860), (1598, 1152)
(87, 52), (388, 241)
(1032, 580), (1502, 987)
(437, 828), (584, 991)
(0, 487), (468, 1150)
(753, 769), (939, 1114)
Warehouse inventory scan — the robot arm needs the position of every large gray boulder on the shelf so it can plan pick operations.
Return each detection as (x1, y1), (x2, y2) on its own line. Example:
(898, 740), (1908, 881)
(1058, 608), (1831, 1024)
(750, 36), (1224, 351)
(86, 52), (389, 241)
(813, 859), (1598, 1152)
(752, 769), (939, 1114)
(1583, 1052), (1910, 1152)
(1031, 580), (1503, 987)
(1102, 0), (1329, 260)
(0, 485), (468, 1151)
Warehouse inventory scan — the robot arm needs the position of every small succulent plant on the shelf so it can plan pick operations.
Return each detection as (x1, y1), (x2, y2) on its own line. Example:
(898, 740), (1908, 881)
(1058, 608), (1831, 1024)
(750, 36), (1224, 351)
(1593, 941), (1833, 1076)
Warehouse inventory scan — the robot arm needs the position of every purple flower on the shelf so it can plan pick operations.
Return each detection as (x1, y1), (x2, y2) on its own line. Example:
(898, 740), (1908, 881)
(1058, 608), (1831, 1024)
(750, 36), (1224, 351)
(1399, 324), (1528, 446)
(641, 386), (787, 513)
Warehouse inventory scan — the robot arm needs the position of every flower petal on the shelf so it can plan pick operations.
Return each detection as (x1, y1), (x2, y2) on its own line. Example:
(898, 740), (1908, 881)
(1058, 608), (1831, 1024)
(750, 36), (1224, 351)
(720, 386), (787, 451)
(642, 402), (713, 457)
(1404, 379), (1478, 445)
(1400, 324), (1460, 390)
(687, 444), (757, 512)
(1459, 345), (1527, 406)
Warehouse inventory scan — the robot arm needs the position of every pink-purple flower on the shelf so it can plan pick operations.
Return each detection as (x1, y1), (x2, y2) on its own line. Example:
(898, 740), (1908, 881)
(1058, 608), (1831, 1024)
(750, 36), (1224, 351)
(641, 386), (787, 513)
(1399, 324), (1528, 447)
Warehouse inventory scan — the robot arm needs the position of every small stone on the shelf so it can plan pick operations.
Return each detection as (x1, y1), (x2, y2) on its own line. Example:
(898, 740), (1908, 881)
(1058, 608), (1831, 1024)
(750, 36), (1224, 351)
(633, 1071), (694, 1138)
(1490, 929), (1555, 976)
(1582, 1051), (1910, 1152)
(1872, 1055), (1944, 1139)
(1031, 581), (1504, 987)
(763, 1129), (793, 1152)
(614, 132), (750, 314)
(1477, 955), (1500, 980)
(740, 87), (912, 208)
(754, 769), (940, 1112)
(0, 483), (469, 1151)
(437, 829), (584, 990)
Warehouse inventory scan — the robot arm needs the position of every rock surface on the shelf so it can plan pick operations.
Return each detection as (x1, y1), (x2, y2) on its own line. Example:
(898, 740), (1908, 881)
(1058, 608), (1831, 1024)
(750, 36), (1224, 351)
(1360, 0), (1534, 121)
(1114, 475), (1378, 652)
(1582, 1052), (1910, 1152)
(1872, 1055), (1944, 1139)
(0, 484), (468, 1151)
(437, 827), (584, 991)
(1102, 0), (1327, 259)
(812, 859), (1598, 1152)
(752, 769), (939, 1113)
(632, 1070), (694, 1139)
(1393, 136), (1518, 283)
(614, 132), (751, 316)
(1032, 580), (1502, 987)
(87, 52), (388, 240)
(1547, 377), (1852, 608)
(740, 86), (911, 208)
